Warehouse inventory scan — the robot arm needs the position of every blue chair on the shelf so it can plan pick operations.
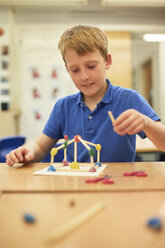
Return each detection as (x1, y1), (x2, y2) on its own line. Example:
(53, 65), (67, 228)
(42, 143), (64, 162)
(0, 136), (26, 162)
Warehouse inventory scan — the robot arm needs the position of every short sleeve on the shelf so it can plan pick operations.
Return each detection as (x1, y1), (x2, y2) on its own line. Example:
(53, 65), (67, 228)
(42, 100), (63, 139)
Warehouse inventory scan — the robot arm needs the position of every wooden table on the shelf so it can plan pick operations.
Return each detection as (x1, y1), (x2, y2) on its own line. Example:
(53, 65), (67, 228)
(1, 162), (165, 192)
(0, 162), (165, 248)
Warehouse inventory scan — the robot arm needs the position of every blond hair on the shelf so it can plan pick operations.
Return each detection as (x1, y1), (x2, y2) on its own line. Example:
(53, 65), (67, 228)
(58, 25), (108, 63)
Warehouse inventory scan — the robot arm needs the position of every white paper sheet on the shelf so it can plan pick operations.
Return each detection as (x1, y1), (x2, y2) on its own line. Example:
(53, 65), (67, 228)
(33, 163), (108, 177)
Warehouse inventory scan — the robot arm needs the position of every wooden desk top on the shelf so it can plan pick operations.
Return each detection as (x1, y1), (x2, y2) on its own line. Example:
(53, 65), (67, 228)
(1, 162), (165, 248)
(0, 192), (165, 248)
(1, 162), (165, 192)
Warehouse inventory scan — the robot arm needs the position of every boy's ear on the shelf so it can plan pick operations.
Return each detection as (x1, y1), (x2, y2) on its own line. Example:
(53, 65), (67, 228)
(65, 64), (69, 72)
(106, 54), (112, 69)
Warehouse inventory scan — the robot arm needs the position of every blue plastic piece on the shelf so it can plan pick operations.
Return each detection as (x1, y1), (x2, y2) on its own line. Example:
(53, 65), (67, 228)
(24, 213), (36, 223)
(95, 162), (102, 167)
(47, 165), (56, 171)
(147, 217), (162, 230)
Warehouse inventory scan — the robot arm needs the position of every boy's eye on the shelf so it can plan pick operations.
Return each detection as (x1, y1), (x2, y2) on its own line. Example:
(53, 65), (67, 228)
(88, 65), (95, 69)
(72, 69), (79, 73)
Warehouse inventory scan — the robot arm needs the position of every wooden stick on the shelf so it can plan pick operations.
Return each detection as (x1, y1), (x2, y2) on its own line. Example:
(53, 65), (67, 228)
(56, 139), (74, 151)
(67, 139), (74, 146)
(97, 151), (100, 163)
(74, 141), (77, 162)
(108, 111), (115, 124)
(46, 201), (105, 243)
(56, 143), (65, 150)
(64, 148), (67, 161)
(159, 203), (165, 218)
(90, 156), (94, 164)
(50, 156), (54, 164)
(85, 140), (97, 147)
(78, 136), (90, 150)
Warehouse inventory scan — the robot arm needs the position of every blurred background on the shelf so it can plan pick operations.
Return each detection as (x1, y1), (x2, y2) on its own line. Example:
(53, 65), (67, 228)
(0, 0), (165, 143)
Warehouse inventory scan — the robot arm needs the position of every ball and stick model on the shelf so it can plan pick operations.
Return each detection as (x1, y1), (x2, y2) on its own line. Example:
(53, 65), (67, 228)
(49, 111), (115, 172)
(50, 135), (102, 172)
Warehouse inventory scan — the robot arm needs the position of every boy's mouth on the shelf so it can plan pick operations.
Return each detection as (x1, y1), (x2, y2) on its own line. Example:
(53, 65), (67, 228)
(82, 82), (94, 87)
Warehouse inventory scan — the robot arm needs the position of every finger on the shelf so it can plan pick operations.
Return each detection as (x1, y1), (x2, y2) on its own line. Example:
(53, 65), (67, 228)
(118, 119), (141, 135)
(114, 110), (132, 125)
(117, 118), (145, 135)
(6, 154), (15, 167)
(7, 150), (20, 164)
(13, 147), (34, 162)
(114, 114), (136, 133)
(122, 114), (148, 135)
(24, 151), (35, 162)
(128, 123), (144, 135)
(15, 148), (24, 162)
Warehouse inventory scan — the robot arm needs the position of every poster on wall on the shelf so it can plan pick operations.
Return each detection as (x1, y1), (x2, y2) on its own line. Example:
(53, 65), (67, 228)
(19, 31), (77, 140)
(0, 25), (10, 111)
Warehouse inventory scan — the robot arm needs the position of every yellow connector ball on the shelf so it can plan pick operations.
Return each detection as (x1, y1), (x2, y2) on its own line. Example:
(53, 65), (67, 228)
(96, 144), (101, 151)
(50, 148), (58, 157)
(70, 162), (80, 169)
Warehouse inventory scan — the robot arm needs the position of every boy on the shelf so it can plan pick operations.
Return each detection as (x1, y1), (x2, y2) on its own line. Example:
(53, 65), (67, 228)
(6, 25), (165, 166)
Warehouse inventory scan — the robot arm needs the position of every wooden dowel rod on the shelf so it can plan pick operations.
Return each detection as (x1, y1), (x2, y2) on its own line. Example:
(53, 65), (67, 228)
(56, 139), (74, 151)
(50, 156), (54, 164)
(74, 141), (77, 162)
(46, 201), (105, 243)
(90, 156), (94, 164)
(64, 148), (67, 161)
(78, 136), (90, 150)
(97, 151), (100, 163)
(85, 140), (97, 147)
(108, 111), (115, 124)
(159, 203), (165, 218)
(67, 139), (75, 145)
(56, 144), (65, 150)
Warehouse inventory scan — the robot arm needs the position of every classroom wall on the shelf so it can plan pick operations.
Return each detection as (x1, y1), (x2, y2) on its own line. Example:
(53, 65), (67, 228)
(158, 42), (165, 123)
(132, 40), (159, 114)
(18, 26), (78, 139)
(106, 31), (132, 89)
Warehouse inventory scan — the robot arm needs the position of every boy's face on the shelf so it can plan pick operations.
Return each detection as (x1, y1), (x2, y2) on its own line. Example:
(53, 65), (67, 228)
(64, 48), (111, 101)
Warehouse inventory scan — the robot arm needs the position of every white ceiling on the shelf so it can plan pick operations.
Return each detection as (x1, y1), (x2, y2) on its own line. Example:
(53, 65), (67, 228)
(101, 0), (165, 7)
(0, 0), (165, 34)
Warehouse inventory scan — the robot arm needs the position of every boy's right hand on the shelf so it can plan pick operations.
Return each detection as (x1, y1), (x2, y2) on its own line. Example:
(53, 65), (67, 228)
(6, 147), (35, 167)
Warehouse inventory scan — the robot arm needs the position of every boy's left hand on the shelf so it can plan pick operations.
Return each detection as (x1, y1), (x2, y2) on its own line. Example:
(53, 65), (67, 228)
(113, 109), (148, 136)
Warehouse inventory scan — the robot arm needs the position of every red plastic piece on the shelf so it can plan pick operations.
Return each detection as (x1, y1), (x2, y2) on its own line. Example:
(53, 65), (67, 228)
(123, 171), (138, 176)
(102, 178), (114, 184)
(123, 170), (147, 177)
(136, 172), (148, 177)
(62, 160), (69, 166)
(85, 177), (104, 183)
(64, 135), (68, 140)
(89, 167), (96, 172)
(74, 135), (81, 142)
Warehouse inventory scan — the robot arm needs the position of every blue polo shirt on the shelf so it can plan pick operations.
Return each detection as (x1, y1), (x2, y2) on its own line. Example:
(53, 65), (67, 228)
(43, 79), (160, 162)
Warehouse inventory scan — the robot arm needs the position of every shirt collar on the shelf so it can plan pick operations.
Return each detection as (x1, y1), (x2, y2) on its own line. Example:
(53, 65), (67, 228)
(100, 78), (113, 104)
(73, 91), (83, 105)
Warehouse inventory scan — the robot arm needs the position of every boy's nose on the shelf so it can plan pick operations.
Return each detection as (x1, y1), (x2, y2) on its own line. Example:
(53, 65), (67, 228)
(80, 70), (89, 81)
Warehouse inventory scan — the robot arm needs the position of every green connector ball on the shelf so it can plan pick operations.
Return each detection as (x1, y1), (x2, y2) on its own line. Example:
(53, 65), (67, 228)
(89, 148), (96, 157)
